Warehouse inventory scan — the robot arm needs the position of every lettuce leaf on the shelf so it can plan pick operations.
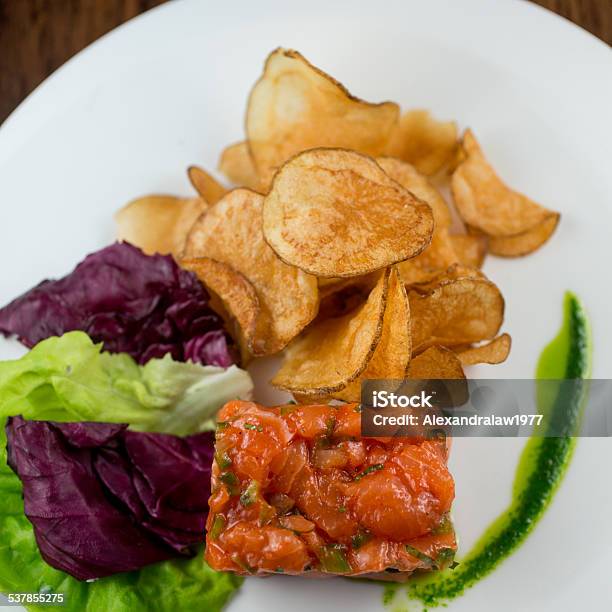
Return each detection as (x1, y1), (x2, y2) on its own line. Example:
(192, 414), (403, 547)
(0, 331), (253, 435)
(0, 331), (250, 611)
(0, 487), (242, 612)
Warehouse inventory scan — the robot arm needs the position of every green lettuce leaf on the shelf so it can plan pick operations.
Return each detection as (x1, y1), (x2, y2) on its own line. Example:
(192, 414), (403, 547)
(0, 331), (253, 434)
(0, 482), (242, 612)
(0, 331), (251, 611)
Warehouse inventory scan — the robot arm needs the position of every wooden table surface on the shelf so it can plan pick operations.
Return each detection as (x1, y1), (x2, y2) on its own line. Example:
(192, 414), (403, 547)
(0, 0), (610, 124)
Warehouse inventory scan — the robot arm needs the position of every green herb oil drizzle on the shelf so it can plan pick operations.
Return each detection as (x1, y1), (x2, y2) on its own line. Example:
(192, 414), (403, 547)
(384, 291), (592, 609)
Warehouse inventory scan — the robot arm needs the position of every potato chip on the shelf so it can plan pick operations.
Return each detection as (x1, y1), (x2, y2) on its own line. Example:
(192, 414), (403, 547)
(271, 269), (390, 396)
(406, 346), (465, 380)
(398, 268), (446, 289)
(246, 48), (399, 187)
(188, 165), (228, 204)
(318, 277), (344, 289)
(451, 130), (560, 244)
(180, 257), (259, 360)
(318, 278), (351, 299)
(456, 333), (512, 366)
(218, 141), (261, 190)
(115, 195), (206, 256)
(318, 272), (380, 299)
(291, 392), (330, 405)
(409, 276), (504, 353)
(317, 285), (368, 321)
(445, 139), (467, 175)
(317, 273), (379, 320)
(396, 227), (459, 284)
(406, 263), (484, 293)
(396, 240), (458, 286)
(377, 157), (458, 284)
(332, 267), (411, 402)
(376, 157), (452, 227)
(402, 346), (468, 408)
(486, 216), (560, 257)
(385, 110), (458, 175)
(263, 148), (434, 277)
(184, 188), (318, 355)
(450, 234), (488, 268)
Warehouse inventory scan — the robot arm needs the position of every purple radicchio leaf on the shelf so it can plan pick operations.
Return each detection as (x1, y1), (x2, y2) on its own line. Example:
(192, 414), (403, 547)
(0, 242), (236, 366)
(6, 416), (215, 580)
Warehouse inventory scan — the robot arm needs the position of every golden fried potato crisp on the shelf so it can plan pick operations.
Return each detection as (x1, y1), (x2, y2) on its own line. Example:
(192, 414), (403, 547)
(188, 165), (228, 204)
(263, 148), (434, 277)
(317, 273), (379, 320)
(271, 269), (390, 396)
(111, 46), (563, 407)
(333, 267), (411, 402)
(396, 234), (459, 286)
(376, 157), (452, 227)
(377, 157), (459, 284)
(409, 276), (504, 354)
(180, 257), (259, 361)
(386, 110), (458, 175)
(407, 346), (465, 380)
(317, 272), (380, 299)
(218, 141), (260, 190)
(247, 48), (399, 187)
(184, 188), (318, 355)
(450, 234), (488, 268)
(318, 277), (346, 292)
(451, 130), (559, 254)
(456, 333), (512, 366)
(115, 195), (206, 257)
(317, 286), (369, 321)
(403, 346), (468, 407)
(405, 263), (484, 293)
(487, 216), (560, 257)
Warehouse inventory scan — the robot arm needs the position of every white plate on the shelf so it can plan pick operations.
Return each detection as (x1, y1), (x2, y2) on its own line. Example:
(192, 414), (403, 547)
(1, 0), (611, 610)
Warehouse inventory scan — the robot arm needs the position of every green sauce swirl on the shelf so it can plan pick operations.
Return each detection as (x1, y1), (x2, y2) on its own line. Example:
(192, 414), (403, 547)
(384, 291), (592, 609)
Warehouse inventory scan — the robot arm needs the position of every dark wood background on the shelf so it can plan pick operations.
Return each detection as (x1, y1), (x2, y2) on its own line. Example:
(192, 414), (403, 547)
(0, 0), (610, 124)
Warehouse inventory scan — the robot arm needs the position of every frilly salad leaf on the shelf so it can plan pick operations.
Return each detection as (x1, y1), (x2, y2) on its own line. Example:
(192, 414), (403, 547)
(0, 487), (242, 612)
(0, 331), (253, 435)
(0, 331), (251, 611)
(0, 242), (235, 366)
